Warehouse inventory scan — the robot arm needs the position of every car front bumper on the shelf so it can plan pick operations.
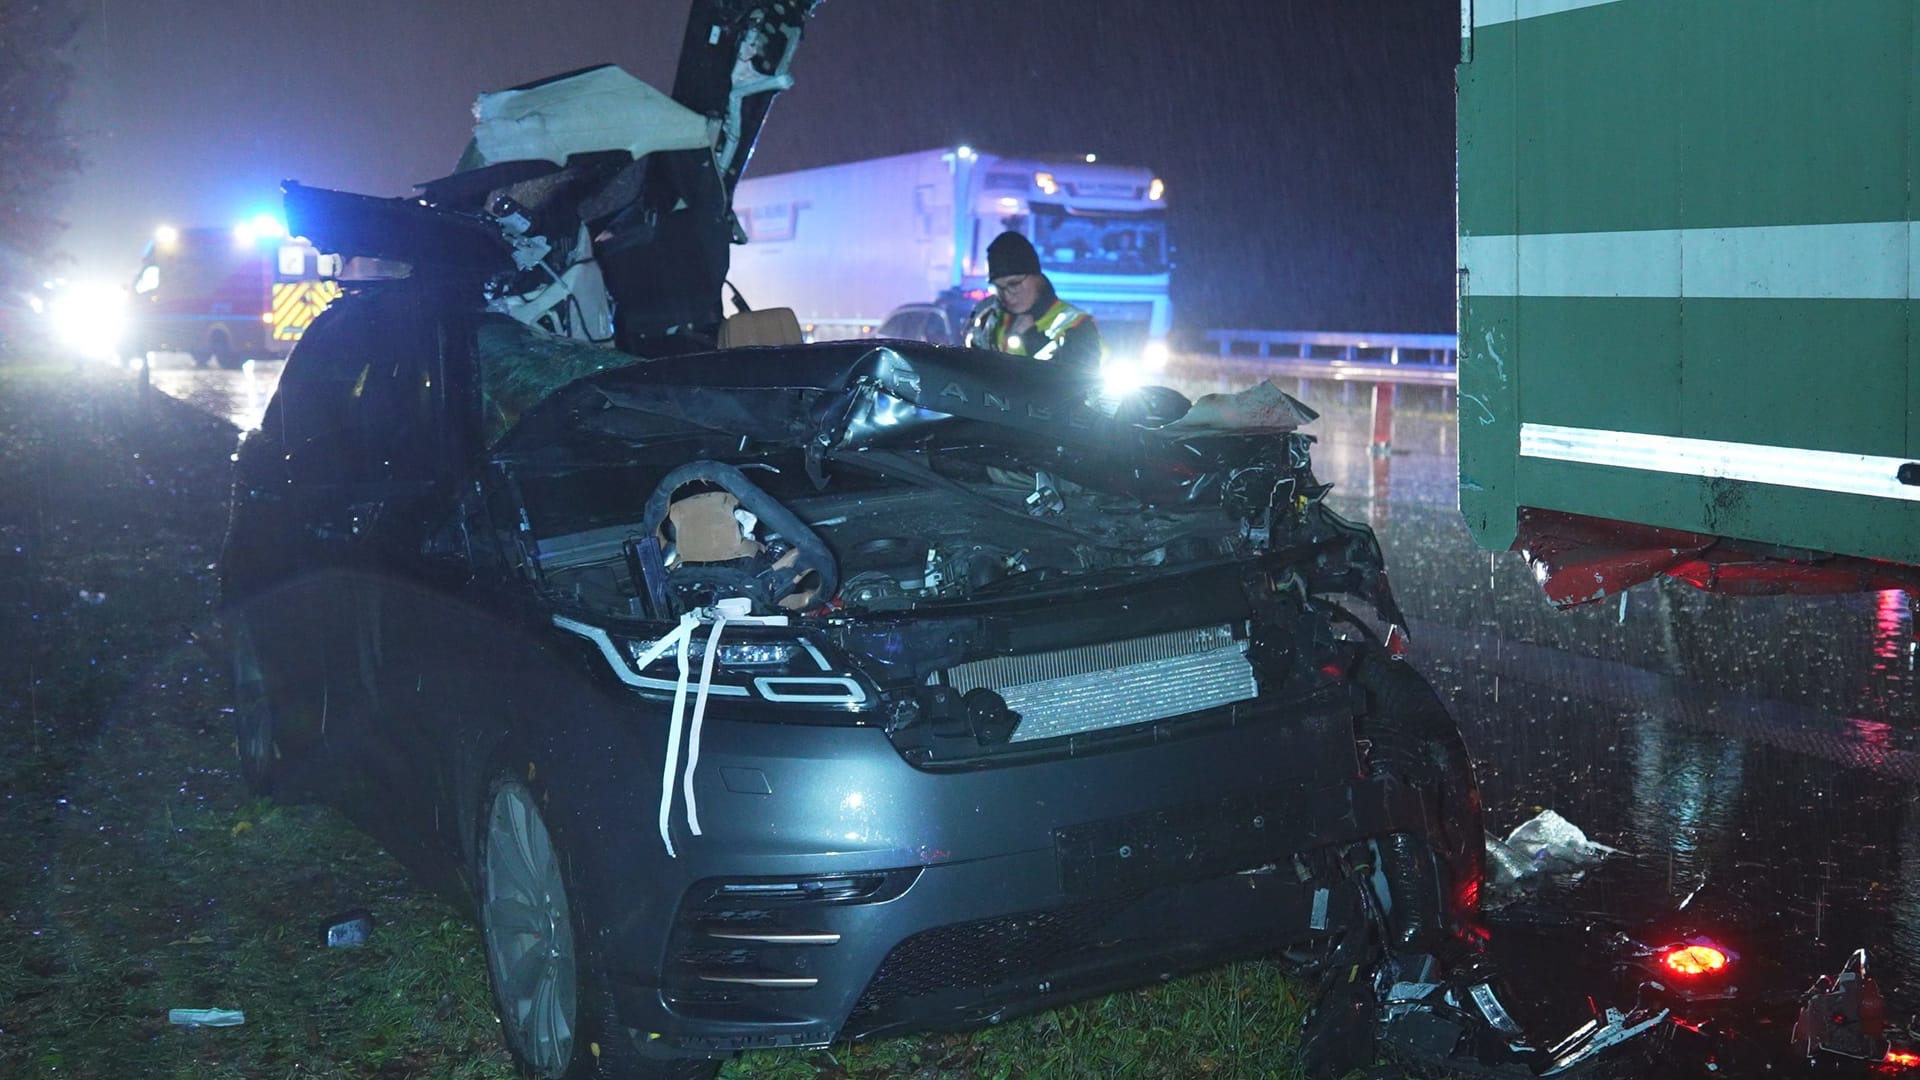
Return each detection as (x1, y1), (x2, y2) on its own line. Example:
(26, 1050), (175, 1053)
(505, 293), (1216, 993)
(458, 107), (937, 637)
(546, 692), (1428, 1058)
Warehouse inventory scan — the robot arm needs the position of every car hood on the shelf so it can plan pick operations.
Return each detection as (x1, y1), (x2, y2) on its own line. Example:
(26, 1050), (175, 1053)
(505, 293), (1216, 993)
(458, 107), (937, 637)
(487, 320), (1316, 465)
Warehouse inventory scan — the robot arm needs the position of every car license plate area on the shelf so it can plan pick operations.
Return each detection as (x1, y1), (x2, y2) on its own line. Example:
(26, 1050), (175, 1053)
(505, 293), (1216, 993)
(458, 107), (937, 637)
(1054, 795), (1286, 897)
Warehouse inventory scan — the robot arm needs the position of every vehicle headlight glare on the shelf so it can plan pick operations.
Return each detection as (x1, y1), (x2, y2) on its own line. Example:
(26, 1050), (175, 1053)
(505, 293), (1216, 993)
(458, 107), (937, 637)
(1101, 359), (1147, 397)
(49, 282), (129, 359)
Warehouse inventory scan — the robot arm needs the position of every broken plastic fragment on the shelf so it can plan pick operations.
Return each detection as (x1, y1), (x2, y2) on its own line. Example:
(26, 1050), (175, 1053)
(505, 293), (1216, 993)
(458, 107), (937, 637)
(1163, 379), (1318, 434)
(1541, 1005), (1668, 1075)
(168, 1008), (245, 1027)
(323, 908), (374, 948)
(1794, 949), (1888, 1061)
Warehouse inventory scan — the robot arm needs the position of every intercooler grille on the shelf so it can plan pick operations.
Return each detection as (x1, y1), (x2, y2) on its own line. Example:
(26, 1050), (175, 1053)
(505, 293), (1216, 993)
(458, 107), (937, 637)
(935, 624), (1256, 742)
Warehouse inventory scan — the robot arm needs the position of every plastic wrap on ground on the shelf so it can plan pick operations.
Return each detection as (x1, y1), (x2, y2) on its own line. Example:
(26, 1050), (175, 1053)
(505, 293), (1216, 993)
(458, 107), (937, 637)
(1483, 809), (1620, 906)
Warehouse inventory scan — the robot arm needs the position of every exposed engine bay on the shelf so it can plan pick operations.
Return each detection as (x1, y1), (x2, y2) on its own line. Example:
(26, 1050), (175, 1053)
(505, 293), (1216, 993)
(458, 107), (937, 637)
(485, 326), (1402, 634)
(527, 444), (1321, 621)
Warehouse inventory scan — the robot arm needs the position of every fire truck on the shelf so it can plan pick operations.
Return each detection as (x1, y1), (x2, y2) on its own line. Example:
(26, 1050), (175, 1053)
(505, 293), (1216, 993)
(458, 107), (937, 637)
(127, 219), (342, 368)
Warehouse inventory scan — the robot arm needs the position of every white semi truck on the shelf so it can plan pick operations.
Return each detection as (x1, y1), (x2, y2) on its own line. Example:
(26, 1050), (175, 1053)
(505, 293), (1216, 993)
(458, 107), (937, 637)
(727, 147), (1172, 366)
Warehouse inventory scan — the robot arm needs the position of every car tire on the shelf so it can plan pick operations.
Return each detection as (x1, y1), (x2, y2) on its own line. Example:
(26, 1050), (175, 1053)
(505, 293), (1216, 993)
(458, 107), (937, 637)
(1352, 649), (1485, 942)
(476, 775), (718, 1080)
(229, 615), (280, 796)
(209, 329), (243, 370)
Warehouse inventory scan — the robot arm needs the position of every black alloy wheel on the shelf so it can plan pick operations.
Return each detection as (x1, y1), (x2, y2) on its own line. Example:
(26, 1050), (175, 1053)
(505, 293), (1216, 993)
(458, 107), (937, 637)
(229, 616), (279, 795)
(476, 776), (721, 1080)
(481, 778), (580, 1077)
(209, 328), (243, 369)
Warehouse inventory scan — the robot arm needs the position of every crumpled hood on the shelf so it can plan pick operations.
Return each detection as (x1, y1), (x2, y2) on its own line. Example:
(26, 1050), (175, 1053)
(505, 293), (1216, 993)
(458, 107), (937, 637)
(488, 323), (1316, 466)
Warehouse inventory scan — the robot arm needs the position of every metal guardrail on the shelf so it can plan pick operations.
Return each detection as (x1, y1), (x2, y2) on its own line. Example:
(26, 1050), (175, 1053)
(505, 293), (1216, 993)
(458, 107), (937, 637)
(1203, 329), (1457, 367)
(1200, 355), (1459, 387)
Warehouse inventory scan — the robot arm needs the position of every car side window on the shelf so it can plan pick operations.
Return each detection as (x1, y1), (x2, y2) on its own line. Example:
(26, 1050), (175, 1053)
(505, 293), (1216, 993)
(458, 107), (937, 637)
(274, 290), (450, 490)
(274, 311), (365, 488)
(351, 352), (442, 486)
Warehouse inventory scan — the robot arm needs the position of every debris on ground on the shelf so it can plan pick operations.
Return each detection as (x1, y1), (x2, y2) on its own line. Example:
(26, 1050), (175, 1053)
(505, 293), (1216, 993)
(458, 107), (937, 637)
(322, 908), (374, 949)
(167, 1008), (245, 1027)
(1485, 809), (1620, 906)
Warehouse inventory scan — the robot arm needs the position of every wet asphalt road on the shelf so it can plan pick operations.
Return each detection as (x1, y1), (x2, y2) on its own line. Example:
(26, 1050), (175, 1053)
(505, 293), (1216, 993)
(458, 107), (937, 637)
(1290, 375), (1919, 1072)
(141, 350), (1918, 1073)
(136, 351), (282, 434)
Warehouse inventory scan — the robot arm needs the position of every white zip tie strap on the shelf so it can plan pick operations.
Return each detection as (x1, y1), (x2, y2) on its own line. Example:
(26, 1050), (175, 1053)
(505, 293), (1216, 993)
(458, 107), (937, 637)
(551, 604), (789, 859)
(683, 610), (730, 837)
(635, 612), (700, 858)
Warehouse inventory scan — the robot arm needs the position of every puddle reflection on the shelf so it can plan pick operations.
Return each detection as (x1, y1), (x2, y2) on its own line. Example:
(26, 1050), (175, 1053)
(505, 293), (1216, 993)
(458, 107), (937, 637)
(141, 353), (281, 433)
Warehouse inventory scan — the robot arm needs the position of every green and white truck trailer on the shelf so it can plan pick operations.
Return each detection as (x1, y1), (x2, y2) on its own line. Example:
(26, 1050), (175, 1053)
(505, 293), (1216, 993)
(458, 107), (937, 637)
(1455, 0), (1920, 605)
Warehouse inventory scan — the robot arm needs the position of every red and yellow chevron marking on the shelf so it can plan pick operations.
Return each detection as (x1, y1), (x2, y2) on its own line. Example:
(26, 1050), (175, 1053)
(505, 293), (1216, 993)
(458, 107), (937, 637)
(270, 281), (343, 342)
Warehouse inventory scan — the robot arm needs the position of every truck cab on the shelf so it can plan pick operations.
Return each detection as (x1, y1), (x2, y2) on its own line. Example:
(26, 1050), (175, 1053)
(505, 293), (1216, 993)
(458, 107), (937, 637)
(962, 151), (1171, 360)
(728, 147), (1173, 370)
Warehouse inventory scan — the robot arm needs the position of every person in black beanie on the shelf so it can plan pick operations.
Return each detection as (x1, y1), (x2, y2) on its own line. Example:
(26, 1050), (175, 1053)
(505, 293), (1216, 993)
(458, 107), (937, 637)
(962, 231), (1104, 370)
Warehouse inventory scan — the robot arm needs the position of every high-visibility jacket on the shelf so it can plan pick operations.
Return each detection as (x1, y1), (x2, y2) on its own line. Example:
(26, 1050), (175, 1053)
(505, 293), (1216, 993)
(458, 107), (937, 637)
(964, 296), (1104, 370)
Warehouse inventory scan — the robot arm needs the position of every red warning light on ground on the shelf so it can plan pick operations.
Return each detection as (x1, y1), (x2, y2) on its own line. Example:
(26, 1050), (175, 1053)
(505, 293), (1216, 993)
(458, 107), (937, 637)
(1660, 943), (1730, 977)
(1886, 1048), (1920, 1068)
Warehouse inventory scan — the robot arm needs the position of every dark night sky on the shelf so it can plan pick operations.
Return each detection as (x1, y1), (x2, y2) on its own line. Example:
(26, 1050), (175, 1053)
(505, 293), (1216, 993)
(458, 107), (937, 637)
(60, 1), (1458, 334)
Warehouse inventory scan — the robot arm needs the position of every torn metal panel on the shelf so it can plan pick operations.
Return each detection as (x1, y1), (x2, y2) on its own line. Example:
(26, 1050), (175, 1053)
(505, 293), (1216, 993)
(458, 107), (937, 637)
(461, 65), (713, 170)
(1514, 507), (1920, 606)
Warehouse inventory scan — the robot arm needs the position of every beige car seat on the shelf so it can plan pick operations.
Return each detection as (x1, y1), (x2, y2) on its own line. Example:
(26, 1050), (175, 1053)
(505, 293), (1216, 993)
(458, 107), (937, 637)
(717, 307), (804, 348)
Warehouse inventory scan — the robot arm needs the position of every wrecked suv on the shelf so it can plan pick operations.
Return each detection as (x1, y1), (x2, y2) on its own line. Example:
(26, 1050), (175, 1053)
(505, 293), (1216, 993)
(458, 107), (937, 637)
(219, 6), (1484, 1078)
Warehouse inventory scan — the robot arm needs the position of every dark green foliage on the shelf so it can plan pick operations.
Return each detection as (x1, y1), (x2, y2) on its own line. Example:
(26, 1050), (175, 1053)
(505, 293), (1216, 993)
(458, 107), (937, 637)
(0, 0), (83, 292)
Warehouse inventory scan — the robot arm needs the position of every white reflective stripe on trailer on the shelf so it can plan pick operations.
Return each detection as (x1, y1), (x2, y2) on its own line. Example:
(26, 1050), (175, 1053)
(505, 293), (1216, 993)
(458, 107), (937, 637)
(1519, 423), (1920, 503)
(1468, 0), (1626, 31)
(1460, 221), (1920, 300)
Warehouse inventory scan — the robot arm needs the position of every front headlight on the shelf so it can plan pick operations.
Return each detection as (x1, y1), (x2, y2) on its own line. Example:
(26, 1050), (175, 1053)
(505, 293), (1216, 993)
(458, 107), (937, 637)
(627, 628), (873, 709)
(555, 615), (876, 713)
(697, 641), (802, 667)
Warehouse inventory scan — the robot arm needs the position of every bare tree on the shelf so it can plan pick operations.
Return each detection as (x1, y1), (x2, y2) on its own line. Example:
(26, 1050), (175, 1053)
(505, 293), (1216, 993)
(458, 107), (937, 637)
(0, 1), (83, 294)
